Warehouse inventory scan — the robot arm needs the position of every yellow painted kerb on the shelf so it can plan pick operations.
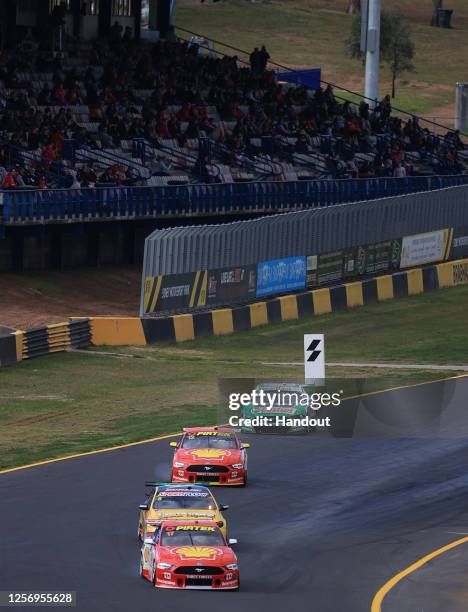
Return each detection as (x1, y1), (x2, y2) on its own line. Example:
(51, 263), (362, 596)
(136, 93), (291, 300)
(371, 535), (468, 611)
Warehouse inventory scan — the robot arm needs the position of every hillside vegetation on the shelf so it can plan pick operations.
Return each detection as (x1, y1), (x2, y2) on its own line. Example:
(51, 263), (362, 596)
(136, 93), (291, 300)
(174, 0), (468, 121)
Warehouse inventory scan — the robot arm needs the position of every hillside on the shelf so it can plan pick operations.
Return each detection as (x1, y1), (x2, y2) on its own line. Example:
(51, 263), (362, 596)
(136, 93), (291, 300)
(174, 0), (468, 122)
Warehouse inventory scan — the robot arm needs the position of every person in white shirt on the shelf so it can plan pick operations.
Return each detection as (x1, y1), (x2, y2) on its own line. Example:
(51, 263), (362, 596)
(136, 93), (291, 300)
(393, 162), (406, 178)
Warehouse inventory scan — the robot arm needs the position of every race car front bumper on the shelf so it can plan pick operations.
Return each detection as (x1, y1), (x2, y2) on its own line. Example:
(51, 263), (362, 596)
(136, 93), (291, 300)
(171, 465), (246, 485)
(155, 567), (239, 590)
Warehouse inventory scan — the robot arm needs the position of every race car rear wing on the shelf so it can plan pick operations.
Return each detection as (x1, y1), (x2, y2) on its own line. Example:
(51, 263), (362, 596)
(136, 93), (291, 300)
(144, 481), (210, 489)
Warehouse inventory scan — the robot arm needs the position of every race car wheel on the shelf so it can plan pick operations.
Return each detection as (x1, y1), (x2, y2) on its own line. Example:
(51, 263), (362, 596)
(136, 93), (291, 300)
(241, 472), (248, 487)
(139, 557), (145, 580)
(151, 561), (157, 586)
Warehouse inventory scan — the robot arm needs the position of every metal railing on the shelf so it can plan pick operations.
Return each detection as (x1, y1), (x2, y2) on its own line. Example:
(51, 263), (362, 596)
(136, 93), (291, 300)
(2, 175), (468, 225)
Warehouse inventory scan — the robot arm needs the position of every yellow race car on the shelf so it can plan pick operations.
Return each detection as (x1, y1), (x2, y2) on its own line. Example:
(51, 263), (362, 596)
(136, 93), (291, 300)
(138, 482), (229, 540)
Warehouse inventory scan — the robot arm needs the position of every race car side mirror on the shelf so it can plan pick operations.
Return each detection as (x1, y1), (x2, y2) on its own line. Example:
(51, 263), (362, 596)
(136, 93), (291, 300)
(144, 538), (154, 545)
(219, 505), (229, 511)
(241, 443), (250, 449)
(169, 442), (177, 447)
(228, 538), (238, 546)
(139, 504), (148, 510)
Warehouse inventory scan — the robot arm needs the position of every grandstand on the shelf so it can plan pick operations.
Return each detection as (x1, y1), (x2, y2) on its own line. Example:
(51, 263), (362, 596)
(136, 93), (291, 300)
(0, 0), (467, 271)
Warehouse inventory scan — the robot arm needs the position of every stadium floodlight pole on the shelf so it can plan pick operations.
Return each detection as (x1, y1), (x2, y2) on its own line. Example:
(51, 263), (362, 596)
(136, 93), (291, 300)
(364, 0), (381, 109)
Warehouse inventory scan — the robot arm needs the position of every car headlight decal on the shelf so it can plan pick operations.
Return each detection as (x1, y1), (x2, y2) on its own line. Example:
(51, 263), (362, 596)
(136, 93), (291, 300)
(156, 562), (172, 570)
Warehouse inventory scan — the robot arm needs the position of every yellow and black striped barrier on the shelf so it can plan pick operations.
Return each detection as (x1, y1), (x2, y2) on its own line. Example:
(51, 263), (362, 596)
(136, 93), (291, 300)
(1, 258), (467, 366)
(0, 320), (92, 367)
(21, 319), (91, 360)
(88, 257), (468, 346)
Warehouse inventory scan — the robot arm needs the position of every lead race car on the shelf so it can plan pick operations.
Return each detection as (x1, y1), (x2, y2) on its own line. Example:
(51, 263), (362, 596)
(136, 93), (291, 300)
(170, 427), (250, 486)
(140, 520), (239, 590)
(138, 482), (229, 540)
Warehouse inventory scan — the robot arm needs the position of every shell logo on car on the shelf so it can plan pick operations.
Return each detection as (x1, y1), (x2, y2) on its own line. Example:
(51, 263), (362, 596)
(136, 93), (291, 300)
(172, 546), (220, 560)
(188, 449), (231, 460)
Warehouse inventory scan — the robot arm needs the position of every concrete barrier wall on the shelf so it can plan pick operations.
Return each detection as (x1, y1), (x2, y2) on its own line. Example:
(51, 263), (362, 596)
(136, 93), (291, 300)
(89, 258), (468, 345)
(2, 258), (467, 367)
(0, 330), (22, 367)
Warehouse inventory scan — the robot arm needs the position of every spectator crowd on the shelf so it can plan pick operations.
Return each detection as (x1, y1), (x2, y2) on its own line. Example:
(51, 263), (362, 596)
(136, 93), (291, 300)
(0, 30), (465, 190)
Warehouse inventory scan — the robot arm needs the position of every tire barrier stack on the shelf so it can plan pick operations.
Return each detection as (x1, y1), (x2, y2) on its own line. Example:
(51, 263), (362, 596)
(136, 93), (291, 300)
(0, 320), (92, 367)
(22, 320), (92, 359)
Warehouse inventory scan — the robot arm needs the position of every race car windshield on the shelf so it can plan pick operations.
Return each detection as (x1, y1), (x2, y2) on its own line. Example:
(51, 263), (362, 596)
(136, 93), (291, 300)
(153, 491), (213, 510)
(161, 527), (225, 546)
(181, 434), (237, 449)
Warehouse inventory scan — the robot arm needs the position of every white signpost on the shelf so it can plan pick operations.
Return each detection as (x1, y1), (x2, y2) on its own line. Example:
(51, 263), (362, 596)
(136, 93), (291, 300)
(304, 334), (325, 383)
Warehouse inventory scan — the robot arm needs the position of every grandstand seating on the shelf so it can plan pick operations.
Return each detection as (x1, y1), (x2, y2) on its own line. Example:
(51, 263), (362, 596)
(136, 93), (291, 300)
(0, 35), (466, 192)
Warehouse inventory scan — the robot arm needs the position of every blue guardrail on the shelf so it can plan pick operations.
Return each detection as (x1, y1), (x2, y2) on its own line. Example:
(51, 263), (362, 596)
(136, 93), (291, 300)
(1, 175), (468, 225)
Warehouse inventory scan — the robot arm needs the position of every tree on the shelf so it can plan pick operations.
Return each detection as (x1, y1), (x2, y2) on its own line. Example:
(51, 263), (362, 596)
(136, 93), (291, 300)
(346, 11), (415, 99)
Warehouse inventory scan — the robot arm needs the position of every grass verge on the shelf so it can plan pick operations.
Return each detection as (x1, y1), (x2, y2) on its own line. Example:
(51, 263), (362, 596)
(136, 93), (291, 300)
(174, 0), (468, 120)
(1, 284), (467, 470)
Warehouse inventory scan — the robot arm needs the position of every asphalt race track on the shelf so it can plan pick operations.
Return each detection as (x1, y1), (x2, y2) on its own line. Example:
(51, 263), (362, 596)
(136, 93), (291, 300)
(2, 376), (468, 612)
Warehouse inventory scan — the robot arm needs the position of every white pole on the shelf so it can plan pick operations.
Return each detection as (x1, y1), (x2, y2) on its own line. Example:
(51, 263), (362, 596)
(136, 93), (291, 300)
(364, 0), (381, 109)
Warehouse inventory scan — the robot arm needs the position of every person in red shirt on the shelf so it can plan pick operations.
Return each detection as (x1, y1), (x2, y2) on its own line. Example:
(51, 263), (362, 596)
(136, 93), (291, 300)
(2, 170), (17, 189)
(42, 144), (57, 168)
(51, 131), (64, 154)
(67, 87), (78, 104)
(54, 85), (66, 105)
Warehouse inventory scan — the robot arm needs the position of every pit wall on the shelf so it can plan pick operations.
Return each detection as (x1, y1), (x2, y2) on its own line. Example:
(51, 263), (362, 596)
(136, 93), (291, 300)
(1, 258), (467, 367)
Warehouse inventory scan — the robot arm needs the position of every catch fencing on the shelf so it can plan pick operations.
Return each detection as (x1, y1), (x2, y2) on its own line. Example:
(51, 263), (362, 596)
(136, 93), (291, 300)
(141, 184), (468, 315)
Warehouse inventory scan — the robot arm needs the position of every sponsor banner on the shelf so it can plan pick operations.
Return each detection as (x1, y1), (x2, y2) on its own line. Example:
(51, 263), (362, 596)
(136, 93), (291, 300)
(400, 229), (452, 269)
(453, 260), (468, 286)
(206, 265), (256, 305)
(307, 240), (401, 288)
(144, 265), (256, 314)
(450, 227), (468, 260)
(256, 256), (306, 297)
(143, 271), (206, 314)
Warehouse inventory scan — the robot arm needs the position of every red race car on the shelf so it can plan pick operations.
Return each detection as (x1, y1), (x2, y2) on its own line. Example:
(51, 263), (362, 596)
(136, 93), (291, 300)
(140, 520), (239, 590)
(169, 427), (250, 486)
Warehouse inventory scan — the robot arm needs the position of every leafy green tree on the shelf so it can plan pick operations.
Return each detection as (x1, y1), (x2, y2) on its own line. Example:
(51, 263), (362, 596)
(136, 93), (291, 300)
(346, 11), (415, 99)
